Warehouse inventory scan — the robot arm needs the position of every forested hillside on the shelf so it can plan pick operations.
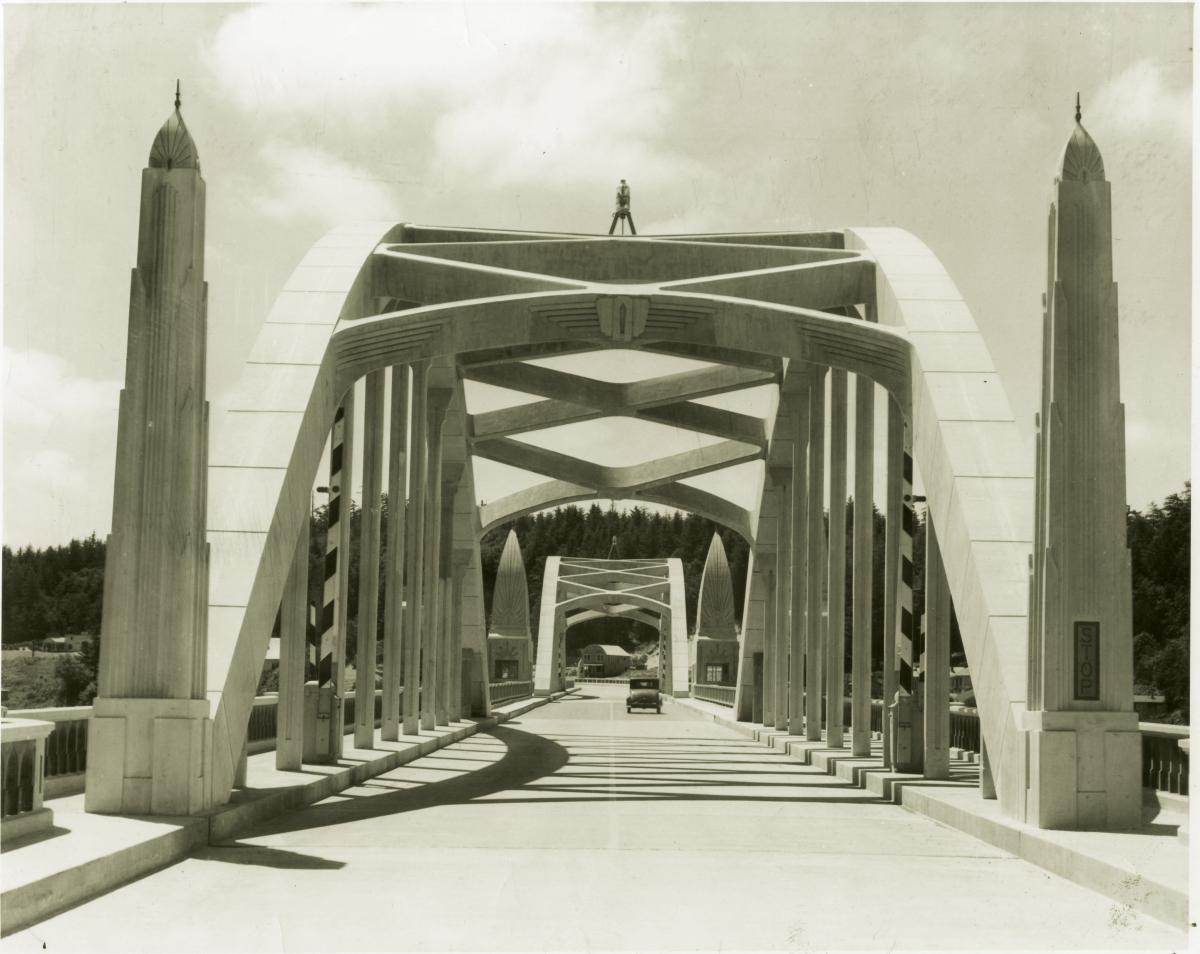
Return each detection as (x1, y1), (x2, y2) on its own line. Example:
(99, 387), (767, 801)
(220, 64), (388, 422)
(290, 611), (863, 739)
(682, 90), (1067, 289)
(3, 486), (1189, 721)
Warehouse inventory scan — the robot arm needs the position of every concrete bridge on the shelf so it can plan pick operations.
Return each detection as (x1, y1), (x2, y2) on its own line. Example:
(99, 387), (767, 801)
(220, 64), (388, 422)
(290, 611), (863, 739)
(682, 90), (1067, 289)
(0, 92), (1188, 947)
(2, 688), (1188, 950)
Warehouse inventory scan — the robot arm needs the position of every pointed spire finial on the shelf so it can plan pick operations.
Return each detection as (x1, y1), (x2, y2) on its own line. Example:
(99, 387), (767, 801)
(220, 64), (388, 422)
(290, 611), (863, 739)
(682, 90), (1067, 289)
(175, 79), (181, 111)
(1075, 91), (1081, 123)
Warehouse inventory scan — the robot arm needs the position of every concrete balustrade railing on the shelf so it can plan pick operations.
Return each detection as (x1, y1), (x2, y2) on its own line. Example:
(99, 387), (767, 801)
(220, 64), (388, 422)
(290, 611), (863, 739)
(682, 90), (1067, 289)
(943, 706), (1189, 797)
(1141, 723), (1190, 796)
(692, 683), (736, 707)
(8, 690), (391, 795)
(7, 707), (90, 798)
(573, 677), (633, 686)
(488, 681), (533, 706)
(0, 717), (54, 844)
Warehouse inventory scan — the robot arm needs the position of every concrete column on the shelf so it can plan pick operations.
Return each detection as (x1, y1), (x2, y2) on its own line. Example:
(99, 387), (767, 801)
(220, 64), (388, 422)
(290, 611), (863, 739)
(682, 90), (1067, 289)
(449, 555), (470, 720)
(354, 371), (384, 750)
(882, 399), (902, 768)
(403, 362), (429, 735)
(761, 480), (775, 729)
(421, 388), (452, 731)
(436, 576), (451, 726)
(761, 556), (776, 728)
(851, 374), (875, 757)
(276, 514), (309, 771)
(331, 389), (355, 759)
(923, 517), (951, 779)
(435, 481), (457, 726)
(805, 366), (827, 741)
(826, 369), (848, 748)
(381, 365), (409, 741)
(772, 467), (792, 732)
(788, 377), (810, 737)
(889, 410), (920, 773)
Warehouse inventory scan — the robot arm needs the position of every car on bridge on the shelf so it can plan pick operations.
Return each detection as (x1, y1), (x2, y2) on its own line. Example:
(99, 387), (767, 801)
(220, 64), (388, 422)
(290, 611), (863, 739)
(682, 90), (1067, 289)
(626, 676), (661, 714)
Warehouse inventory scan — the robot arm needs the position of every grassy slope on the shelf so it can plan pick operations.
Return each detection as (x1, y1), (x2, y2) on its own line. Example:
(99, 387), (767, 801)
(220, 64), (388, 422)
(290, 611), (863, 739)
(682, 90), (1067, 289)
(2, 650), (62, 708)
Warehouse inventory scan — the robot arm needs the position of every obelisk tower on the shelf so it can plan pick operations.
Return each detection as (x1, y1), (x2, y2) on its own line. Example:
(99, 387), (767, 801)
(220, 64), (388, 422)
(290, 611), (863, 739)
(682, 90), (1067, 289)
(487, 530), (533, 682)
(1024, 96), (1140, 829)
(692, 533), (739, 688)
(86, 83), (212, 815)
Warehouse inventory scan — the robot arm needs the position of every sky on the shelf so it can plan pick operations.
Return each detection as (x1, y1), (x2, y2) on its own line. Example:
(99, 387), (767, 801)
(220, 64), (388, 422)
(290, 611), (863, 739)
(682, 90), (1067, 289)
(3, 2), (1193, 548)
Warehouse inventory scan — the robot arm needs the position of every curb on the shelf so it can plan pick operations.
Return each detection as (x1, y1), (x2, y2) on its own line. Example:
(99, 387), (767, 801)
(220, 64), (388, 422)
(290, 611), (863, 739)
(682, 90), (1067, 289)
(672, 696), (1188, 931)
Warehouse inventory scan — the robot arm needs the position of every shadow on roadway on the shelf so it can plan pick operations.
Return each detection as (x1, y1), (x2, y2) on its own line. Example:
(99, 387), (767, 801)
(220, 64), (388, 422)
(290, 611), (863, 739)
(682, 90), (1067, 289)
(217, 725), (570, 843)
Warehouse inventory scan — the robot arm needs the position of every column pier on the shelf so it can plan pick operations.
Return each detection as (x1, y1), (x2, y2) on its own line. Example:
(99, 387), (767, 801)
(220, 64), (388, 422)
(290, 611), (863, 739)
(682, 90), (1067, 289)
(329, 391), (355, 759)
(889, 411), (920, 772)
(403, 363), (429, 736)
(923, 518), (950, 779)
(881, 399), (902, 767)
(381, 365), (409, 741)
(826, 370), (848, 748)
(760, 554), (776, 728)
(851, 374), (874, 757)
(772, 466), (792, 732)
(276, 514), (308, 771)
(788, 376), (810, 737)
(421, 386), (453, 731)
(354, 371), (384, 749)
(804, 366), (827, 741)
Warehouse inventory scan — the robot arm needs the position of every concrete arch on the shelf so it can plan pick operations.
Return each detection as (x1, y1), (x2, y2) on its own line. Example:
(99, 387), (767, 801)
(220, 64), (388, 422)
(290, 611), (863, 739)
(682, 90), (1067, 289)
(479, 479), (755, 542)
(848, 227), (1033, 818)
(200, 220), (1027, 814)
(564, 607), (662, 630)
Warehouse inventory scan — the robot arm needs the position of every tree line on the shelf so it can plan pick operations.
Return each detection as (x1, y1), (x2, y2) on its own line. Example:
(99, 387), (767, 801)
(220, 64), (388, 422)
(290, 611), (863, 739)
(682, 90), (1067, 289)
(4, 485), (1188, 721)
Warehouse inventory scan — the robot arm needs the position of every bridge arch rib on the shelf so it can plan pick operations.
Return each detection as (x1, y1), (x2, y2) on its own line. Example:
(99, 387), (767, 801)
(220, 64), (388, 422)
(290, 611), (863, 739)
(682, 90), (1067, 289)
(202, 220), (1030, 817)
(848, 227), (1033, 818)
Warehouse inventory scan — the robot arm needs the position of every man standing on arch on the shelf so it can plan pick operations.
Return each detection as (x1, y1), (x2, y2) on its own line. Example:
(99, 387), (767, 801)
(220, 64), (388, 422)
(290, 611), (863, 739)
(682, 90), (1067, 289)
(608, 178), (636, 235)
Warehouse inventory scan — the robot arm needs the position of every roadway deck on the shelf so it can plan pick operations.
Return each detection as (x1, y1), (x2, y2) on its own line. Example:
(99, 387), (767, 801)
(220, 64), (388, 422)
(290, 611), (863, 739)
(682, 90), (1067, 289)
(2, 686), (1187, 951)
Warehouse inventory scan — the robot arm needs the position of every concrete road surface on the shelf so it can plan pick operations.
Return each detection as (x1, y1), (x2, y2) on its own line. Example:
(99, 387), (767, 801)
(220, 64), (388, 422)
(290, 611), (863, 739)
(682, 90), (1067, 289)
(4, 685), (1185, 951)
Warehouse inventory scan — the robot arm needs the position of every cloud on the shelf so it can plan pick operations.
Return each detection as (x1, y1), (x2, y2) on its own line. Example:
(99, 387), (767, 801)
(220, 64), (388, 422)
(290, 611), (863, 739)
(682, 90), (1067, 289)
(1090, 59), (1191, 142)
(208, 4), (714, 196)
(4, 348), (121, 545)
(245, 142), (403, 226)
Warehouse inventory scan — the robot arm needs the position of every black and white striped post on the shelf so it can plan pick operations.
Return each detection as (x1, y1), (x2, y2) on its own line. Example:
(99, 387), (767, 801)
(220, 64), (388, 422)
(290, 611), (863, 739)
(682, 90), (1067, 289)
(889, 410), (921, 772)
(321, 390), (354, 758)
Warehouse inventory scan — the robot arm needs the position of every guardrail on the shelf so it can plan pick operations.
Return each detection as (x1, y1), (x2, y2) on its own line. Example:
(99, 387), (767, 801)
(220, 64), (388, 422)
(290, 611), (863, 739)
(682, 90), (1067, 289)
(692, 683), (735, 707)
(489, 681), (533, 706)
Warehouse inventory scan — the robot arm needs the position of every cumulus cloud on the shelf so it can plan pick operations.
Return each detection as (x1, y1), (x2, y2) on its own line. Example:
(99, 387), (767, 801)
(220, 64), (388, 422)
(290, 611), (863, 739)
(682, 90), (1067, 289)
(246, 142), (402, 226)
(4, 348), (121, 545)
(208, 4), (714, 196)
(1090, 59), (1191, 142)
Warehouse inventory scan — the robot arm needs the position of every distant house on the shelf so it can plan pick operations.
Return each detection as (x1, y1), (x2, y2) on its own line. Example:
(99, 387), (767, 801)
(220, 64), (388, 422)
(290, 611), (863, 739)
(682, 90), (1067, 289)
(579, 644), (631, 678)
(949, 667), (973, 704)
(39, 634), (95, 653)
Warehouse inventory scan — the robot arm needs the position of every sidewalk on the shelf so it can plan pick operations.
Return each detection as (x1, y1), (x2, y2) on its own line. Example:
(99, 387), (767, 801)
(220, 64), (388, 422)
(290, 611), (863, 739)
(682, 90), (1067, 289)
(672, 695), (1189, 930)
(1, 690), (574, 936)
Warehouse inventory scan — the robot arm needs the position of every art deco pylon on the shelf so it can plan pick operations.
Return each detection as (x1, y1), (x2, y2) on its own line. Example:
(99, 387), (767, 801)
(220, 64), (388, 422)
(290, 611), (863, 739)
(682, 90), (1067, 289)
(86, 83), (212, 815)
(1024, 95), (1140, 830)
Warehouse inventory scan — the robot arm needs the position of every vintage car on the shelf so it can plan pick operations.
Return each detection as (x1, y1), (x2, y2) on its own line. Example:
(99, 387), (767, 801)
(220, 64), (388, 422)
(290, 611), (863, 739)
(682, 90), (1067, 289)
(626, 676), (661, 714)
